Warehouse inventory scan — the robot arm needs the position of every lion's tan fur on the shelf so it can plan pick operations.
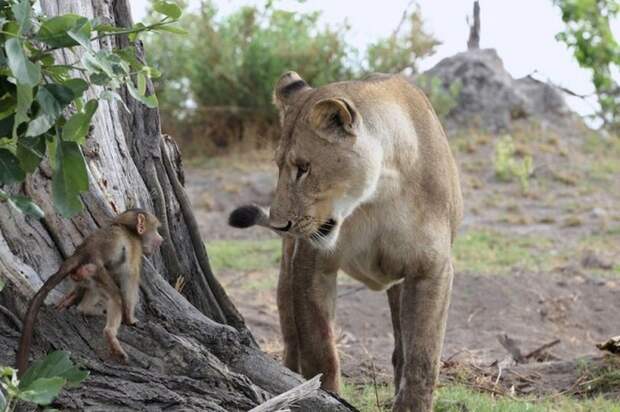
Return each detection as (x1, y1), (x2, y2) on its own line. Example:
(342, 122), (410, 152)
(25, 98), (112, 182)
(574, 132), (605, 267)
(270, 71), (463, 412)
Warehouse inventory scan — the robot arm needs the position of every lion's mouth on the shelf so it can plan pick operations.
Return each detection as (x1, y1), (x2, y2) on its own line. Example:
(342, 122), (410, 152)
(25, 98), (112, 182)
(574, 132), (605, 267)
(314, 218), (337, 239)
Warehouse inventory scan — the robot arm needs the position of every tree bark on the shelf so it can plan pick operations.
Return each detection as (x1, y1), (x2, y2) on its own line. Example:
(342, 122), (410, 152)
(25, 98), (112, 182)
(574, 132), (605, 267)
(467, 1), (480, 50)
(0, 1), (353, 410)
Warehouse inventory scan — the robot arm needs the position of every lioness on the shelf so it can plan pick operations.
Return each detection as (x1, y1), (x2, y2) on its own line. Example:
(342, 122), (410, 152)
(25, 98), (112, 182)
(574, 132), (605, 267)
(230, 72), (463, 411)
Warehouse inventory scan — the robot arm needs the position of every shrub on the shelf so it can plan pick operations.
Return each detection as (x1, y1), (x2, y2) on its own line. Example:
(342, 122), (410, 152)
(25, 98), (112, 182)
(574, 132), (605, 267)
(494, 135), (534, 192)
(145, 1), (441, 119)
(145, 1), (354, 120)
(416, 75), (461, 120)
(365, 5), (439, 74)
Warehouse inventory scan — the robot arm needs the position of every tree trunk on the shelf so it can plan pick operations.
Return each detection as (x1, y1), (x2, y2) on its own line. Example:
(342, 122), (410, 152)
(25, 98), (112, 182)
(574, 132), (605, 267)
(467, 1), (480, 50)
(0, 1), (352, 410)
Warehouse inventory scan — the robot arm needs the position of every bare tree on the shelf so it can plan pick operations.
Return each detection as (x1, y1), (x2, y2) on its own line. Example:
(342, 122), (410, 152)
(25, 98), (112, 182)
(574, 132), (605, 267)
(467, 1), (481, 50)
(0, 1), (353, 410)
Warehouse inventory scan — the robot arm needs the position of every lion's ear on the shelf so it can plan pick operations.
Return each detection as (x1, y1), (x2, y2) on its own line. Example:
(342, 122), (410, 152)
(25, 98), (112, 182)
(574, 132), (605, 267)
(273, 71), (311, 115)
(309, 97), (359, 141)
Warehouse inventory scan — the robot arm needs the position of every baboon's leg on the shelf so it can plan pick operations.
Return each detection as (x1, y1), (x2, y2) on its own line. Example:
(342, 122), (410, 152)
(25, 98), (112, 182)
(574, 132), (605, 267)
(292, 240), (340, 392)
(387, 282), (404, 394)
(277, 238), (300, 373)
(392, 259), (453, 412)
(121, 270), (140, 326)
(77, 288), (104, 316)
(97, 268), (128, 362)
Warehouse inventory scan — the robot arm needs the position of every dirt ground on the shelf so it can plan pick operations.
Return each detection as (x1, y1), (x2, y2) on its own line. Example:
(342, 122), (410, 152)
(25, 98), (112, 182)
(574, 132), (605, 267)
(183, 128), (620, 387)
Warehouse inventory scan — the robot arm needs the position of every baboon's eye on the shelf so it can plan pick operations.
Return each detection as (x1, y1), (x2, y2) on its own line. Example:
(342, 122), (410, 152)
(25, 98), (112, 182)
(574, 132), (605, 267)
(296, 163), (309, 181)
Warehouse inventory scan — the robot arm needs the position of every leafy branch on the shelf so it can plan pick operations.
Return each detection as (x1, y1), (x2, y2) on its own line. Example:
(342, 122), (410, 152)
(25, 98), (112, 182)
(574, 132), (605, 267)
(554, 0), (619, 133)
(0, 0), (184, 218)
(1, 351), (88, 412)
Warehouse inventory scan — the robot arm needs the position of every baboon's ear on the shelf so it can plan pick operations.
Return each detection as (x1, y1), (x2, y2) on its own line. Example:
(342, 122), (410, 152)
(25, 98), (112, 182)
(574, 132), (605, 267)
(273, 71), (311, 114)
(308, 97), (359, 141)
(136, 213), (146, 235)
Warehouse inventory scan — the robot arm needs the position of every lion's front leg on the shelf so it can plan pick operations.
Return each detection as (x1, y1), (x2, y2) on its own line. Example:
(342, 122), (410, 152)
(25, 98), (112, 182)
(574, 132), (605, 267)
(392, 259), (454, 412)
(291, 239), (340, 392)
(278, 238), (301, 373)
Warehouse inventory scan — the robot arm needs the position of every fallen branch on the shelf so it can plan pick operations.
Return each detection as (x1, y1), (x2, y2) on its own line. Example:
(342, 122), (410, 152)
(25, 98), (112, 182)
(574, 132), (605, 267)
(249, 375), (322, 412)
(524, 339), (561, 360)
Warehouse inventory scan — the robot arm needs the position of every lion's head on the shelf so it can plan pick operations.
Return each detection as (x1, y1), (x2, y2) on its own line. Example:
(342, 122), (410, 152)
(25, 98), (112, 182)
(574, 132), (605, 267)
(268, 71), (383, 249)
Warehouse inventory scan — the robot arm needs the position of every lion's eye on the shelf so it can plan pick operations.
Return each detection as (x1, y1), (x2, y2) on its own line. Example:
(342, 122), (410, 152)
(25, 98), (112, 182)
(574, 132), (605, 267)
(296, 163), (309, 181)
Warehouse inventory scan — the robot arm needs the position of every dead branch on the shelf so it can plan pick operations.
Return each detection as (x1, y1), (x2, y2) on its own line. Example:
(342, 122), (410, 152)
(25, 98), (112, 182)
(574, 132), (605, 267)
(249, 375), (322, 412)
(524, 339), (561, 360)
(467, 1), (480, 50)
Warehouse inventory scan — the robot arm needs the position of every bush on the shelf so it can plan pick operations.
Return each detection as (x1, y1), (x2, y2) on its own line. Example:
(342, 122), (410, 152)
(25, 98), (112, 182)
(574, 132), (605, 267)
(145, 1), (354, 120)
(416, 75), (461, 120)
(365, 5), (439, 74)
(145, 1), (442, 154)
(494, 135), (534, 192)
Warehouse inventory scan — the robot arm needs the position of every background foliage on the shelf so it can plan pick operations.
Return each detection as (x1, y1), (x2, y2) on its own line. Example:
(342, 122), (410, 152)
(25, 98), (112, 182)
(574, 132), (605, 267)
(145, 0), (441, 150)
(554, 0), (619, 133)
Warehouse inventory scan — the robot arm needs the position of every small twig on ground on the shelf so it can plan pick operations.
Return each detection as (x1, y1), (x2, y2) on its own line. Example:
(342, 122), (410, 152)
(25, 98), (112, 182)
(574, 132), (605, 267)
(524, 339), (561, 360)
(494, 364), (503, 387)
(467, 307), (483, 324)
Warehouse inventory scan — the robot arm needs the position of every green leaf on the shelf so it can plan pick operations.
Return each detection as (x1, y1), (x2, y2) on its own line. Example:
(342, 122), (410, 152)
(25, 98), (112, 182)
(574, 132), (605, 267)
(52, 140), (88, 217)
(25, 114), (54, 137)
(137, 72), (146, 95)
(153, 25), (188, 35)
(114, 46), (143, 71)
(89, 72), (110, 85)
(44, 65), (72, 82)
(17, 135), (45, 172)
(37, 15), (91, 48)
(62, 78), (88, 98)
(67, 19), (94, 50)
(5, 38), (41, 87)
(144, 66), (161, 79)
(18, 377), (65, 405)
(127, 82), (158, 108)
(26, 84), (75, 137)
(8, 195), (44, 219)
(19, 352), (88, 390)
(0, 148), (25, 184)
(153, 1), (182, 19)
(0, 93), (16, 121)
(0, 115), (15, 139)
(62, 100), (98, 143)
(13, 83), (33, 137)
(11, 0), (32, 35)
